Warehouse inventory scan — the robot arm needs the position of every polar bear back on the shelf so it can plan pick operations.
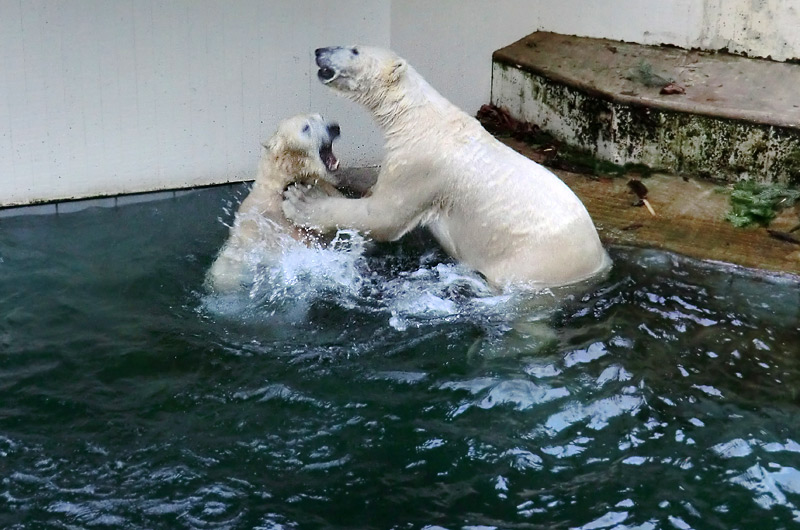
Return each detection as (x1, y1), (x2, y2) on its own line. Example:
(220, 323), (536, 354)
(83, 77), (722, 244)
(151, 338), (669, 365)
(381, 100), (609, 287)
(436, 142), (607, 286)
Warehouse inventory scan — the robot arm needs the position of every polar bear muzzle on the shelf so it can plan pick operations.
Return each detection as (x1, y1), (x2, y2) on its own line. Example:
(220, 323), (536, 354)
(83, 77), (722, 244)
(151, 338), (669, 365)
(315, 47), (341, 83)
(315, 46), (362, 85)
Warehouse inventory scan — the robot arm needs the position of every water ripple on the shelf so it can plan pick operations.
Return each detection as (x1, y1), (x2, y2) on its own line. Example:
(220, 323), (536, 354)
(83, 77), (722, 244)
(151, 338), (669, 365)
(564, 342), (608, 367)
(542, 392), (645, 435)
(4, 196), (800, 529)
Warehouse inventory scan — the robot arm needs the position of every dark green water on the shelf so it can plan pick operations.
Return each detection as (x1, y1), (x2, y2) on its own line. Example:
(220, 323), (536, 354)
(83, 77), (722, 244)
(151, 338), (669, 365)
(1, 185), (800, 530)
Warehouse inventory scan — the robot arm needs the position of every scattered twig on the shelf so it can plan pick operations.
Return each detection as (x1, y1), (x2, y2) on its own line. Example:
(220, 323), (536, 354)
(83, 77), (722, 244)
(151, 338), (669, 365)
(767, 229), (800, 245)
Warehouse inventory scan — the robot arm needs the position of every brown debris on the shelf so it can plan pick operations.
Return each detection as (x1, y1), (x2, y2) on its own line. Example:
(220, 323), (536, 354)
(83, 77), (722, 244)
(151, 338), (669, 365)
(493, 134), (800, 277)
(627, 179), (656, 216)
(660, 82), (686, 95)
(627, 179), (649, 199)
(476, 104), (542, 143)
(621, 222), (644, 231)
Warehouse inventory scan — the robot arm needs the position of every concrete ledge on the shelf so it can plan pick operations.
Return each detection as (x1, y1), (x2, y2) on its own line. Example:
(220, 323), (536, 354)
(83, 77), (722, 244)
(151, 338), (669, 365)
(497, 136), (800, 278)
(0, 190), (195, 219)
(492, 32), (800, 183)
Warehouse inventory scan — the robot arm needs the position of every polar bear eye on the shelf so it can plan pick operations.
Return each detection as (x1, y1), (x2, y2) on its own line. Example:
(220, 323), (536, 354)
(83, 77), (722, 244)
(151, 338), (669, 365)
(302, 124), (310, 134)
(351, 47), (359, 56)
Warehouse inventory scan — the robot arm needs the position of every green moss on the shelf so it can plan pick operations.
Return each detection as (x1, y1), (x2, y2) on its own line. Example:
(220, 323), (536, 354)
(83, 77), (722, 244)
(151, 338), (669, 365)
(537, 140), (660, 178)
(501, 64), (800, 183)
(784, 148), (800, 181)
(725, 180), (800, 227)
(491, 68), (800, 184)
(751, 140), (768, 158)
(626, 60), (672, 87)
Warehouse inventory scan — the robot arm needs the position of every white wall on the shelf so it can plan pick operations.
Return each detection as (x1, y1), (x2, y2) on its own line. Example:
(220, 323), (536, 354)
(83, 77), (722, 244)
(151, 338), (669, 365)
(0, 0), (388, 207)
(388, 0), (704, 118)
(390, 0), (800, 120)
(2, 1), (799, 207)
(699, 0), (800, 61)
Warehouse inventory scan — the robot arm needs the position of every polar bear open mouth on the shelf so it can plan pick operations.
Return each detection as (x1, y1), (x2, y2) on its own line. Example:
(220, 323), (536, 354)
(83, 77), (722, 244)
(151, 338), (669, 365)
(317, 66), (337, 84)
(319, 142), (339, 172)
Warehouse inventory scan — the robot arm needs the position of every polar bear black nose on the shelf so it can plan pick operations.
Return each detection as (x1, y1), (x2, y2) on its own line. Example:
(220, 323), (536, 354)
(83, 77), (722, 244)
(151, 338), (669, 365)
(328, 123), (340, 138)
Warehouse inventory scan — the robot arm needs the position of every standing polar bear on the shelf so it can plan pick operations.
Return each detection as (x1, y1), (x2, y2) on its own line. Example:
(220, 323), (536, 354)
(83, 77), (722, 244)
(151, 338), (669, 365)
(283, 46), (610, 290)
(207, 114), (341, 292)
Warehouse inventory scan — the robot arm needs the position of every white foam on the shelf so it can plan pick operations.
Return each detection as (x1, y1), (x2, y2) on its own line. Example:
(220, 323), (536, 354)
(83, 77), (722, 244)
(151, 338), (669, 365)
(202, 229), (368, 320)
(201, 228), (555, 331)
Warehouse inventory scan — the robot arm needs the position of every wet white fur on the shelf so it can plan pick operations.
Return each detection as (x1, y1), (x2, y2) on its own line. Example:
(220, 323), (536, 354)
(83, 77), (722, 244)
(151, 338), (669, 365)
(208, 114), (340, 292)
(284, 47), (610, 289)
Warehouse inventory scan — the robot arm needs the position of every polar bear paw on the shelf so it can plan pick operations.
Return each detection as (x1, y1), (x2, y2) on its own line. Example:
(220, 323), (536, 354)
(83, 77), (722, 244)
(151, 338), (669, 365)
(282, 184), (327, 228)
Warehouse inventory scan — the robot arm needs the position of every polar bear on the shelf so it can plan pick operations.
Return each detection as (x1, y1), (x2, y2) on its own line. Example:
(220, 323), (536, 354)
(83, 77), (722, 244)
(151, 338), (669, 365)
(283, 46), (611, 290)
(207, 114), (342, 292)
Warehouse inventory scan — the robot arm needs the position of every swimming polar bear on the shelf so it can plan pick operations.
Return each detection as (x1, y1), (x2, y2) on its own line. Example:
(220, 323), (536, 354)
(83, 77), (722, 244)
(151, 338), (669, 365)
(283, 46), (611, 290)
(207, 114), (341, 292)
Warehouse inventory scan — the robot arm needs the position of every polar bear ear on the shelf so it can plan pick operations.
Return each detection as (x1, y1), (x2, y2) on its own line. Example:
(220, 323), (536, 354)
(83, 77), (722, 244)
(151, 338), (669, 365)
(388, 58), (407, 83)
(264, 135), (284, 153)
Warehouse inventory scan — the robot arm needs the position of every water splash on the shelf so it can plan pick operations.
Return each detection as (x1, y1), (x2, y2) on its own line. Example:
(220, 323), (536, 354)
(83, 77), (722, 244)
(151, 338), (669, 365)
(201, 229), (370, 322)
(201, 228), (550, 333)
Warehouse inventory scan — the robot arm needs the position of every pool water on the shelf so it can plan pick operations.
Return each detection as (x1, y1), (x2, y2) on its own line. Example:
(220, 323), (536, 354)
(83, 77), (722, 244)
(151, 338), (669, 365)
(1, 185), (800, 529)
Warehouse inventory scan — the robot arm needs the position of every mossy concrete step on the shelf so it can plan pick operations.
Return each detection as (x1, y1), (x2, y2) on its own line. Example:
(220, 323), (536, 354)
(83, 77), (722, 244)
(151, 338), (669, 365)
(491, 32), (800, 184)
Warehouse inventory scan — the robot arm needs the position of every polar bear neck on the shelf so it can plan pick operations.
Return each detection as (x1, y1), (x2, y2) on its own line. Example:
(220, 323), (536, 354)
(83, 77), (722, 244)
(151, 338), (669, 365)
(356, 66), (463, 140)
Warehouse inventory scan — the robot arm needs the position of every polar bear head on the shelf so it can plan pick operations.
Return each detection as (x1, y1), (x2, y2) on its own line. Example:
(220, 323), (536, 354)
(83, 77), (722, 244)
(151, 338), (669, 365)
(263, 113), (341, 186)
(315, 46), (408, 98)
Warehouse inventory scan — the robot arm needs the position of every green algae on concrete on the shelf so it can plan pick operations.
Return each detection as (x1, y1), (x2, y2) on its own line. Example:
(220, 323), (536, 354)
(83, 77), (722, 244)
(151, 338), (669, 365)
(491, 32), (800, 184)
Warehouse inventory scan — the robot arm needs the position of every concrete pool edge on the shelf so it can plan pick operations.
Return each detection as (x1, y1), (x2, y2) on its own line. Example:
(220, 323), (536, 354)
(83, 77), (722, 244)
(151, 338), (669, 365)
(0, 188), (212, 218)
(3, 158), (798, 281)
(0, 167), (380, 219)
